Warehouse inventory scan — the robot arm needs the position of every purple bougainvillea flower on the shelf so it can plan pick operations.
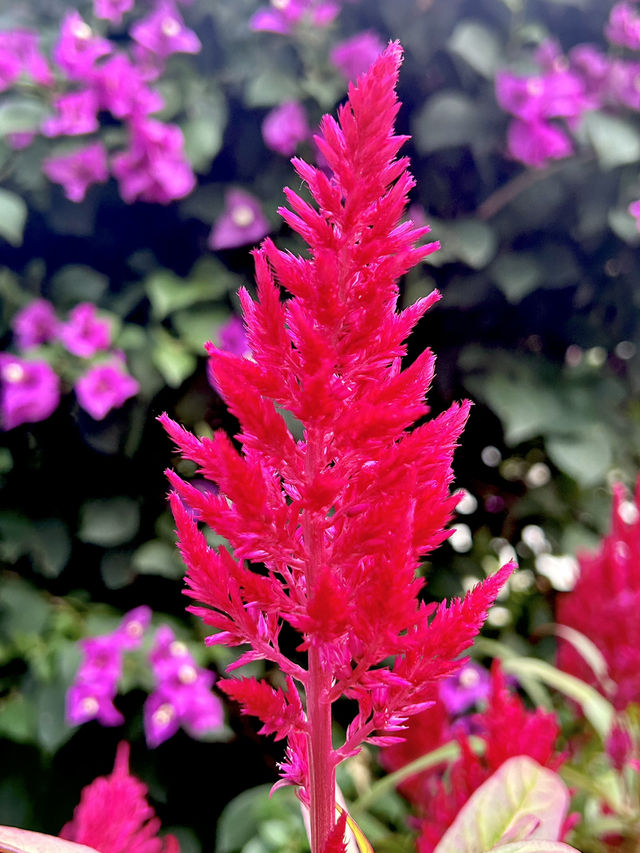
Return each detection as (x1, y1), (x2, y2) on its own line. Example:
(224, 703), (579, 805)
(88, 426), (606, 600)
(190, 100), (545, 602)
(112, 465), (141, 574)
(262, 101), (310, 156)
(144, 625), (224, 747)
(250, 0), (339, 34)
(67, 680), (125, 727)
(330, 31), (385, 81)
(116, 605), (152, 650)
(112, 117), (195, 203)
(93, 53), (164, 119)
(606, 2), (640, 49)
(629, 199), (640, 228)
(0, 30), (54, 91)
(208, 189), (270, 250)
(42, 90), (100, 137)
(53, 12), (112, 79)
(0, 355), (60, 430)
(496, 68), (590, 123)
(11, 298), (59, 349)
(43, 142), (109, 203)
(66, 607), (152, 729)
(131, 1), (201, 59)
(75, 362), (139, 420)
(59, 303), (111, 358)
(506, 118), (573, 168)
(207, 316), (250, 392)
(438, 661), (491, 716)
(94, 0), (135, 25)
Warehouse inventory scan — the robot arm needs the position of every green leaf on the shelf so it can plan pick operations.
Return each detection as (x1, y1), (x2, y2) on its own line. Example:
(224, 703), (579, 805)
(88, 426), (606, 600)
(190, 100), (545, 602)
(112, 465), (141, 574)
(0, 97), (48, 136)
(183, 116), (225, 173)
(0, 693), (36, 743)
(490, 253), (543, 303)
(608, 206), (640, 245)
(133, 540), (184, 579)
(546, 424), (612, 486)
(0, 188), (27, 247)
(0, 575), (50, 640)
(448, 20), (501, 79)
(245, 70), (301, 107)
(146, 266), (230, 320)
(50, 265), (109, 305)
(584, 112), (640, 170)
(150, 327), (197, 388)
(216, 786), (303, 853)
(500, 657), (614, 740)
(32, 678), (72, 753)
(31, 519), (71, 578)
(172, 307), (228, 353)
(78, 497), (140, 547)
(434, 756), (573, 853)
(413, 91), (483, 153)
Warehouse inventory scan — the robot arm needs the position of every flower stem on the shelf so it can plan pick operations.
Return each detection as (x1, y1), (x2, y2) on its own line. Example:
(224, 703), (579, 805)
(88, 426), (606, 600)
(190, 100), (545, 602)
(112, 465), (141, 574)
(304, 426), (336, 853)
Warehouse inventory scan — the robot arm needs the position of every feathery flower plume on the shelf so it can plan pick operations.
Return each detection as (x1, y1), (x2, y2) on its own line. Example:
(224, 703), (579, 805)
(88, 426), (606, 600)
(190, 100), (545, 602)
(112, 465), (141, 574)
(556, 476), (640, 710)
(161, 42), (512, 853)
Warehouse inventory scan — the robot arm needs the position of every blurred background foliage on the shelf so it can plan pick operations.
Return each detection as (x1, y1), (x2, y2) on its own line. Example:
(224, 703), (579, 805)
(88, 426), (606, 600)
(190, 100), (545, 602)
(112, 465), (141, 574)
(1, 0), (640, 851)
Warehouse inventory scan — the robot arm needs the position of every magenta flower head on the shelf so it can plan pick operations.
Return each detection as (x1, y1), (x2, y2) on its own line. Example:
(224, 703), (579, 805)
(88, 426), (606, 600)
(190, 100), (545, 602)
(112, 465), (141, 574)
(144, 625), (224, 747)
(60, 742), (180, 853)
(208, 189), (270, 250)
(41, 90), (100, 138)
(75, 362), (140, 420)
(0, 355), (60, 430)
(43, 142), (109, 203)
(112, 117), (196, 204)
(506, 118), (573, 169)
(59, 302), (111, 358)
(11, 298), (59, 349)
(93, 54), (164, 119)
(161, 43), (512, 853)
(556, 477), (640, 710)
(606, 2), (640, 49)
(250, 0), (340, 34)
(262, 101), (310, 156)
(438, 660), (491, 716)
(94, 0), (135, 25)
(66, 606), (152, 728)
(330, 31), (386, 81)
(53, 11), (112, 79)
(131, 1), (201, 60)
(630, 199), (640, 228)
(0, 30), (54, 91)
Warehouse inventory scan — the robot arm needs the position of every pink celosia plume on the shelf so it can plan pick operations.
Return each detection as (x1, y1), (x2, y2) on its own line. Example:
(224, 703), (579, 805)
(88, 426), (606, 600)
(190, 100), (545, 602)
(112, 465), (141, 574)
(556, 477), (640, 710)
(60, 742), (179, 853)
(161, 42), (512, 853)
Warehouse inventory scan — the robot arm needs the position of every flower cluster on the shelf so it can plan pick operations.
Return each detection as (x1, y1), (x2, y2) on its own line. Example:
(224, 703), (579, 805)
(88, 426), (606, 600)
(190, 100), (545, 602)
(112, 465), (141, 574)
(145, 625), (224, 747)
(162, 43), (512, 852)
(1, 1), (198, 204)
(67, 606), (224, 748)
(496, 5), (640, 173)
(382, 662), (565, 852)
(60, 741), (180, 853)
(556, 477), (640, 711)
(250, 0), (341, 35)
(67, 606), (152, 727)
(1, 298), (139, 429)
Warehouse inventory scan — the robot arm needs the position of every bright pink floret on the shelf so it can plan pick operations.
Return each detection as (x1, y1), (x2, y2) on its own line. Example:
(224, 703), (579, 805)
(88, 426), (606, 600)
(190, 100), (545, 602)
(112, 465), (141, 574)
(208, 188), (270, 250)
(75, 362), (140, 420)
(59, 303), (111, 358)
(0, 355), (60, 430)
(43, 142), (109, 202)
(11, 299), (59, 349)
(262, 101), (310, 156)
(60, 742), (180, 853)
(330, 31), (386, 81)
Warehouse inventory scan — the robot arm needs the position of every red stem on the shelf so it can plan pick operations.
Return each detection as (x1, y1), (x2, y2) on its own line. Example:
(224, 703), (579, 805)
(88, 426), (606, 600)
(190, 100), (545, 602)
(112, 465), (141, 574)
(304, 426), (336, 853)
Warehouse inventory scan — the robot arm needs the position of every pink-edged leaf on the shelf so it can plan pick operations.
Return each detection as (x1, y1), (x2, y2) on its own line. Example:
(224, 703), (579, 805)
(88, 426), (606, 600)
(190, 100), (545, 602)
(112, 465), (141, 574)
(433, 756), (573, 853)
(0, 826), (99, 853)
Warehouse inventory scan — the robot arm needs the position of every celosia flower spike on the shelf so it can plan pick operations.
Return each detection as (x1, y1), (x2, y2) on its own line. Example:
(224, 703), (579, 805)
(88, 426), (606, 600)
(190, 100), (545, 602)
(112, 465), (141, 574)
(162, 42), (511, 853)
